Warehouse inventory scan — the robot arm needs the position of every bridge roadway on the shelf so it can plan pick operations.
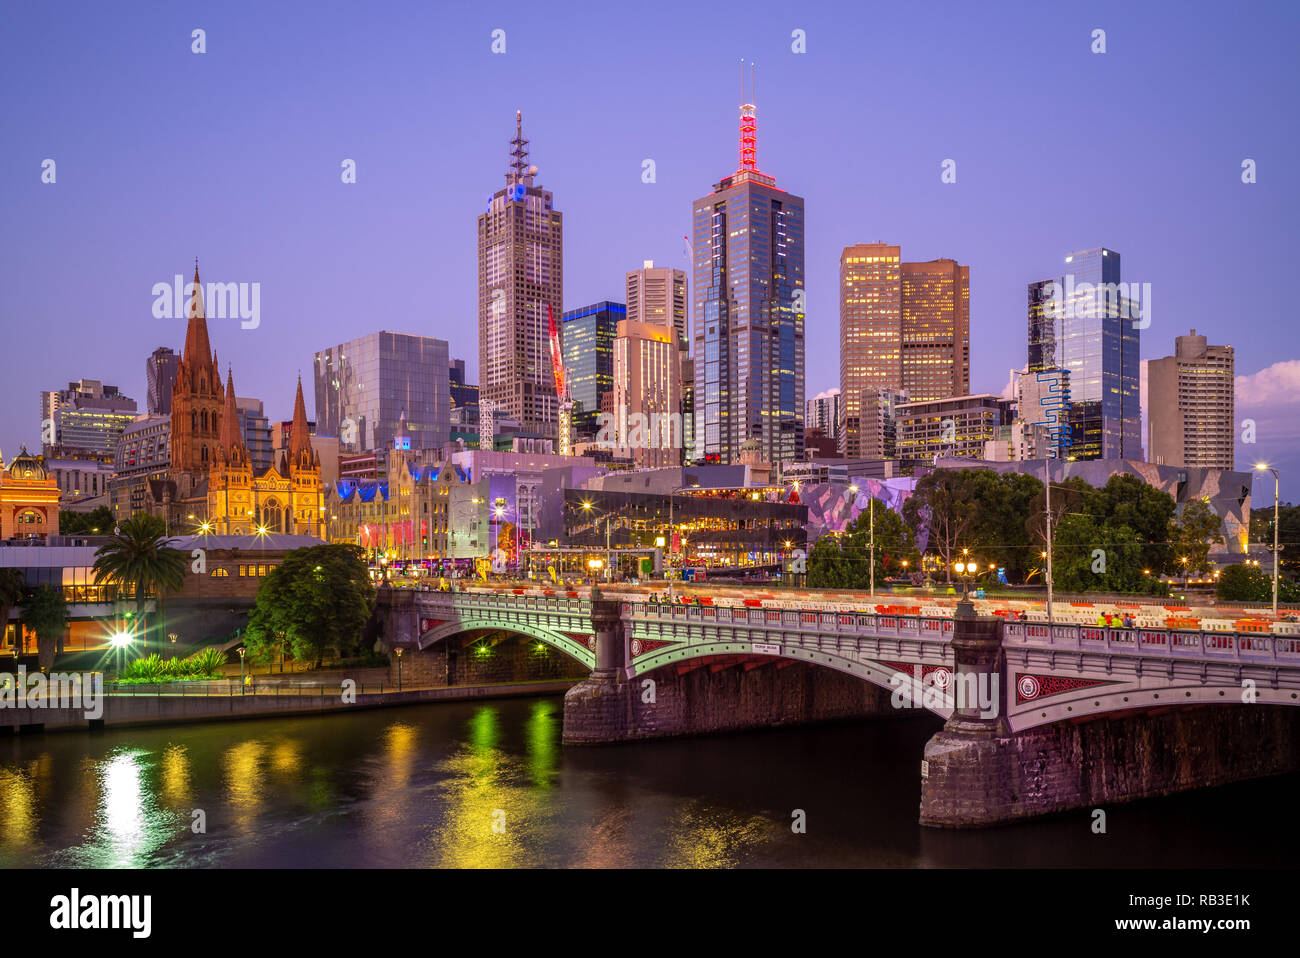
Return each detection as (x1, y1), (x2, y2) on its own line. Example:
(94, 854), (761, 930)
(403, 589), (1300, 732)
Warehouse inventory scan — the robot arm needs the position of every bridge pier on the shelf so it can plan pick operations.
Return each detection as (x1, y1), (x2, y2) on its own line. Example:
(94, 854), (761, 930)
(920, 603), (1300, 827)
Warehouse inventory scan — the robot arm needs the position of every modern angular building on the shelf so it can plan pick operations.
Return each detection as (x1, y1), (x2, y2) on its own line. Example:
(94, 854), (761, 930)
(839, 243), (969, 457)
(1147, 329), (1235, 469)
(1027, 247), (1142, 460)
(40, 379), (138, 461)
(895, 394), (1013, 461)
(313, 331), (450, 453)
(146, 347), (179, 415)
(691, 91), (804, 465)
(478, 111), (564, 438)
(561, 301), (622, 436)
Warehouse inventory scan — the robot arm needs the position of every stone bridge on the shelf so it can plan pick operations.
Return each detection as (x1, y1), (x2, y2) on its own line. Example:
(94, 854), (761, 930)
(380, 588), (1300, 827)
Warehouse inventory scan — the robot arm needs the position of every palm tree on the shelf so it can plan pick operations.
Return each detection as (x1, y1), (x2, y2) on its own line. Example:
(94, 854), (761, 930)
(93, 513), (186, 647)
(0, 569), (25, 656)
(20, 585), (67, 672)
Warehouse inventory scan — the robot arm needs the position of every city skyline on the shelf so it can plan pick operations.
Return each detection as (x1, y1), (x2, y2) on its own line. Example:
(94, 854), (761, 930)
(3, 2), (1298, 491)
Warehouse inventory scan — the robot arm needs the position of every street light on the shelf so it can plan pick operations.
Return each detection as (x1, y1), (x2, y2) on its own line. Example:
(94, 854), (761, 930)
(395, 646), (403, 692)
(1255, 463), (1281, 616)
(238, 646), (246, 694)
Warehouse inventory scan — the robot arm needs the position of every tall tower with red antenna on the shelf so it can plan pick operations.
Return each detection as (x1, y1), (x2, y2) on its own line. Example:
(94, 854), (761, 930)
(689, 62), (805, 465)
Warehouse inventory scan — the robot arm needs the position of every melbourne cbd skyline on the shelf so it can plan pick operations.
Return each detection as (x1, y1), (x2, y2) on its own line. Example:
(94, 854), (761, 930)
(2, 2), (1298, 490)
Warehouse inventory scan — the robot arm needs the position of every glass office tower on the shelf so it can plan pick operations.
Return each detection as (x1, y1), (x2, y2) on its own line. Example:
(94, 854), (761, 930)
(1027, 247), (1141, 460)
(691, 96), (805, 464)
(561, 301), (622, 435)
(314, 332), (450, 453)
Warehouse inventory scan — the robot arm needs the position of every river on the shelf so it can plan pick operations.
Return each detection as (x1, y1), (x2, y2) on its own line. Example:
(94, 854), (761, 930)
(1, 696), (1296, 868)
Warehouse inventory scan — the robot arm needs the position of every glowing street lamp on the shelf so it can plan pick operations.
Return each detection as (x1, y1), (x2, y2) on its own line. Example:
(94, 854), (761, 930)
(238, 646), (246, 694)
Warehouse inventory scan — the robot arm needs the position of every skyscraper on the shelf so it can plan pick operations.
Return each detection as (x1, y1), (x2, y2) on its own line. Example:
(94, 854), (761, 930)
(1028, 247), (1142, 460)
(561, 301), (621, 438)
(613, 319), (683, 469)
(313, 332), (450, 453)
(1147, 329), (1235, 469)
(478, 111), (564, 437)
(804, 389), (841, 443)
(839, 244), (969, 456)
(691, 84), (804, 464)
(626, 260), (687, 347)
(146, 346), (179, 415)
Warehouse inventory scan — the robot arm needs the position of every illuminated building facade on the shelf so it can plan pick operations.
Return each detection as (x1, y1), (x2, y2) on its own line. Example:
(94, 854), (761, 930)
(1147, 329), (1235, 469)
(0, 448), (60, 540)
(839, 244), (969, 457)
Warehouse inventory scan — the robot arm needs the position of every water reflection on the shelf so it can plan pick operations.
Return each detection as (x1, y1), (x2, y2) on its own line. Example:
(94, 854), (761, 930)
(0, 699), (1294, 868)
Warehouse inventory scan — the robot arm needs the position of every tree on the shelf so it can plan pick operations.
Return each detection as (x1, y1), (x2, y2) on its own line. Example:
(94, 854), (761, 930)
(903, 470), (977, 583)
(842, 504), (918, 584)
(244, 544), (375, 668)
(1217, 563), (1271, 602)
(966, 471), (1042, 583)
(20, 586), (67, 672)
(1169, 497), (1224, 576)
(58, 505), (115, 536)
(0, 569), (25, 655)
(92, 513), (187, 643)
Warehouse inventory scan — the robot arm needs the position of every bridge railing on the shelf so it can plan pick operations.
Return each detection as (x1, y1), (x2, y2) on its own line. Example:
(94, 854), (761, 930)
(1004, 620), (1300, 664)
(415, 593), (592, 616)
(622, 603), (955, 639)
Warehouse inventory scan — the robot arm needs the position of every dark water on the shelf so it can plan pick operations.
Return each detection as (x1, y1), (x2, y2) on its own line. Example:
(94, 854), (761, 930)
(1, 697), (1296, 868)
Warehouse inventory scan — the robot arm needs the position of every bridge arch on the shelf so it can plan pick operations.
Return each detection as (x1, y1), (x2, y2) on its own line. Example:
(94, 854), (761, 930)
(418, 616), (595, 670)
(628, 640), (955, 721)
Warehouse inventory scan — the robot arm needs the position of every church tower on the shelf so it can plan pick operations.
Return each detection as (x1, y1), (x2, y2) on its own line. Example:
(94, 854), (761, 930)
(169, 263), (224, 501)
(208, 368), (255, 533)
(282, 375), (321, 535)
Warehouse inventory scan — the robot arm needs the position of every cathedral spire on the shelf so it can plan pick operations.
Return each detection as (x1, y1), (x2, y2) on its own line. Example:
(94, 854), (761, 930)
(288, 374), (314, 467)
(182, 260), (213, 368)
(218, 367), (247, 466)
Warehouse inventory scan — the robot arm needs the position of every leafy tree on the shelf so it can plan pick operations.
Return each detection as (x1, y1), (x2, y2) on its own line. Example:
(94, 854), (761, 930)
(92, 513), (187, 642)
(807, 504), (918, 590)
(20, 586), (68, 672)
(0, 569), (25, 655)
(903, 470), (977, 583)
(966, 471), (1042, 583)
(1169, 497), (1224, 575)
(1217, 563), (1271, 602)
(58, 505), (115, 536)
(244, 544), (375, 668)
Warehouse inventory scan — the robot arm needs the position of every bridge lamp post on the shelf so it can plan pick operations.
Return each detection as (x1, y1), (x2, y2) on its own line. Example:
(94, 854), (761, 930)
(952, 559), (976, 617)
(395, 646), (403, 692)
(237, 646), (246, 695)
(580, 500), (614, 584)
(1255, 463), (1281, 616)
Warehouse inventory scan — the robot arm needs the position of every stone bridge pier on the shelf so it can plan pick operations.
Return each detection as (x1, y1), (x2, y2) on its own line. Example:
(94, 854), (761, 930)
(920, 602), (1300, 827)
(562, 593), (897, 745)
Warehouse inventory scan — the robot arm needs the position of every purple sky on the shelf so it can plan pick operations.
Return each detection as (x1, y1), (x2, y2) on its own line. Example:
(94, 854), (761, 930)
(3, 1), (1298, 499)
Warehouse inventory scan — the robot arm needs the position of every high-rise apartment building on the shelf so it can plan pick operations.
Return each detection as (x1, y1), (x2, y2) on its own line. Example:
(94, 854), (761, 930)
(805, 389), (842, 443)
(236, 397), (274, 473)
(146, 347), (179, 415)
(839, 244), (969, 457)
(313, 332), (450, 453)
(478, 112), (563, 437)
(561, 302), (621, 437)
(1028, 247), (1142, 460)
(691, 89), (804, 464)
(1147, 329), (1235, 469)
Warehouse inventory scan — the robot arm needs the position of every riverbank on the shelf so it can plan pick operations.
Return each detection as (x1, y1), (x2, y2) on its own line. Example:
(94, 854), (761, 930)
(0, 678), (579, 734)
